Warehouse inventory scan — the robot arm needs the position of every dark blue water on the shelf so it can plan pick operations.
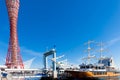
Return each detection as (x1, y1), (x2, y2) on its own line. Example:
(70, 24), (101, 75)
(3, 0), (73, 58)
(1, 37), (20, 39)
(25, 78), (40, 80)
(12, 77), (40, 80)
(13, 76), (120, 80)
(73, 77), (120, 80)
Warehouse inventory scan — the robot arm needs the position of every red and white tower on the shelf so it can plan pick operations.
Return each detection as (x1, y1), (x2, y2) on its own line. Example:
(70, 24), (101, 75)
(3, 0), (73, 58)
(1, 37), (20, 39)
(5, 0), (24, 69)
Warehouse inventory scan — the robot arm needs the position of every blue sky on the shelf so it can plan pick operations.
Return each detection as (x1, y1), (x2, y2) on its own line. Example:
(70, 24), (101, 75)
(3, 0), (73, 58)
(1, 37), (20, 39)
(0, 0), (120, 68)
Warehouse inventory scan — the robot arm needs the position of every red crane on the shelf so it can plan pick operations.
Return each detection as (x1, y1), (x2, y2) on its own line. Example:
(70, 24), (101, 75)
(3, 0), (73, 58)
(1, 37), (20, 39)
(5, 0), (24, 69)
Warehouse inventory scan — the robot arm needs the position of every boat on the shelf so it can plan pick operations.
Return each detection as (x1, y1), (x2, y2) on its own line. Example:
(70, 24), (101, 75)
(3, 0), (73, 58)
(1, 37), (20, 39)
(65, 41), (120, 79)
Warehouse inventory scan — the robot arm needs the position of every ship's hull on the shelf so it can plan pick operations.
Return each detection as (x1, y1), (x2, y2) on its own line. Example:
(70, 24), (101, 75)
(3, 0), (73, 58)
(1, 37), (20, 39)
(65, 70), (120, 79)
(64, 77), (120, 80)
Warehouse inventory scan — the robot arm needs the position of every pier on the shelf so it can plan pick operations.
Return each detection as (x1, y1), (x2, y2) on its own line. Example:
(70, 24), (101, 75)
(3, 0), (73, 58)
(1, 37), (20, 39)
(0, 67), (42, 80)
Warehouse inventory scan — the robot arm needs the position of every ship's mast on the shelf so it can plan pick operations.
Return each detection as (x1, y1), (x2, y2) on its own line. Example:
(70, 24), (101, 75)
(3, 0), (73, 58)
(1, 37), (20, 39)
(83, 40), (95, 64)
(100, 42), (104, 59)
(97, 41), (105, 64)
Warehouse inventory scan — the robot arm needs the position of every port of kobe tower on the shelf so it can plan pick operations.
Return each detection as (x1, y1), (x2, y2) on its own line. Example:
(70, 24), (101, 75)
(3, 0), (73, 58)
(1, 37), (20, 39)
(5, 0), (24, 69)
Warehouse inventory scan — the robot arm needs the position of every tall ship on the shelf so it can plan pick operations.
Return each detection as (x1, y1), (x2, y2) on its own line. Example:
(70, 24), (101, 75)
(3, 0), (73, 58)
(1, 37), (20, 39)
(65, 41), (120, 79)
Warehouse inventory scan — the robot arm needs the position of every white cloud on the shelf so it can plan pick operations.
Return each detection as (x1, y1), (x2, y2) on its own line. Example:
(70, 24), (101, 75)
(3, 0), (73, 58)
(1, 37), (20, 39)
(0, 41), (43, 68)
(20, 47), (44, 68)
(106, 37), (120, 48)
(21, 47), (43, 57)
(0, 41), (43, 57)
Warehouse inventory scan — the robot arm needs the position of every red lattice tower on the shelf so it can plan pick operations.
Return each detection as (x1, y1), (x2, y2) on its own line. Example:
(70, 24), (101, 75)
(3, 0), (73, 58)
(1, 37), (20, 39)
(5, 0), (24, 69)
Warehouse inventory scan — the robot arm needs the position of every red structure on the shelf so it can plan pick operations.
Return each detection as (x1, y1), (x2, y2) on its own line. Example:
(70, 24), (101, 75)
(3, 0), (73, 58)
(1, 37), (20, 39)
(5, 0), (24, 69)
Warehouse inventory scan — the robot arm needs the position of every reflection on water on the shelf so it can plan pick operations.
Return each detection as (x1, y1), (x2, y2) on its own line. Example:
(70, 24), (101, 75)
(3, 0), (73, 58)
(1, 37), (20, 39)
(74, 76), (120, 80)
(3, 76), (120, 80)
(59, 76), (120, 80)
(8, 77), (40, 80)
(98, 76), (120, 80)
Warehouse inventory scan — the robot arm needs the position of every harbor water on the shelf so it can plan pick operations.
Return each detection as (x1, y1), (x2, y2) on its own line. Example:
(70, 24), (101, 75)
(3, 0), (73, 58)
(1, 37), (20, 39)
(2, 76), (120, 80)
(2, 77), (41, 80)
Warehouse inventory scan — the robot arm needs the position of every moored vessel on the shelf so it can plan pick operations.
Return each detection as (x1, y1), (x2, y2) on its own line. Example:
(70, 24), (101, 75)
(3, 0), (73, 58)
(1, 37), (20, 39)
(65, 41), (120, 79)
